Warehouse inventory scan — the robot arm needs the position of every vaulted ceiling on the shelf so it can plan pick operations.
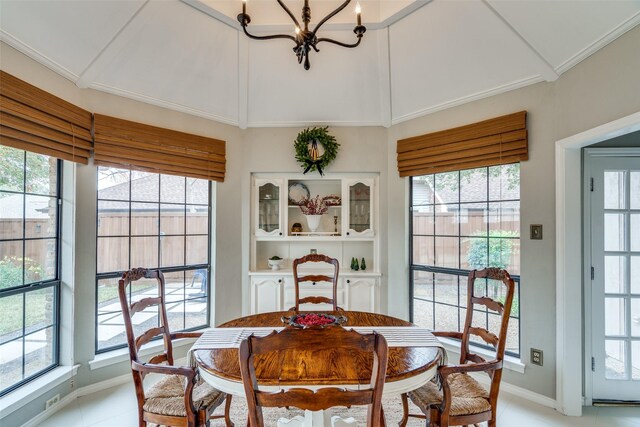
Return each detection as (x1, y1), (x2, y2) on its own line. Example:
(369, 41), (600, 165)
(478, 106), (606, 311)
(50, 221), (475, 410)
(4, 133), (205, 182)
(1, 0), (639, 128)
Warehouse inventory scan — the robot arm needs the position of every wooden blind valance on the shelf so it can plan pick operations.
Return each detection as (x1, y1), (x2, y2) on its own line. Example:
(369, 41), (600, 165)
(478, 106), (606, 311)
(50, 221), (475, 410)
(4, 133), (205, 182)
(0, 70), (92, 163)
(93, 114), (226, 182)
(397, 111), (527, 177)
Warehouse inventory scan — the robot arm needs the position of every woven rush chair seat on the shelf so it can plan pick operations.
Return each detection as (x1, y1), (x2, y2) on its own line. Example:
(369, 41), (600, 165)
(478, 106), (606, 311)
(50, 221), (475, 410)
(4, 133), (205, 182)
(400, 268), (516, 427)
(408, 373), (490, 417)
(143, 375), (226, 417)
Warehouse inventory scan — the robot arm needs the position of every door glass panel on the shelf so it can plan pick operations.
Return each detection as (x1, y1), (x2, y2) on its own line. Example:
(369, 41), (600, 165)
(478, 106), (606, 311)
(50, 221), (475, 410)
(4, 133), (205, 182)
(632, 256), (640, 294)
(605, 256), (627, 294)
(605, 298), (626, 336)
(632, 341), (640, 380)
(631, 298), (640, 337)
(630, 172), (640, 210)
(604, 171), (626, 209)
(258, 183), (279, 233)
(349, 182), (370, 232)
(604, 213), (626, 251)
(631, 214), (640, 252)
(605, 340), (627, 380)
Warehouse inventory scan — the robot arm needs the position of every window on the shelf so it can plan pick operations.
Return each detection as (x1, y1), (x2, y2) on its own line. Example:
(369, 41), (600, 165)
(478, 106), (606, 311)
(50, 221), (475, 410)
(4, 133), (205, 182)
(0, 146), (60, 396)
(410, 165), (521, 357)
(96, 167), (211, 352)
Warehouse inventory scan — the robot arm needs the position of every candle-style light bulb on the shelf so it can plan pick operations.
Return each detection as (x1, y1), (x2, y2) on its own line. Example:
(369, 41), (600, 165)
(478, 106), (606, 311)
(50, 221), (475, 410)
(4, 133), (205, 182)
(295, 26), (300, 35)
(355, 2), (362, 26)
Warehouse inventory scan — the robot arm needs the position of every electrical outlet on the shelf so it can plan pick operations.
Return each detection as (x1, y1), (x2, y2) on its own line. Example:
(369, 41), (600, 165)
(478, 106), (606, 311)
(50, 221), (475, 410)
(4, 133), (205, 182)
(531, 348), (543, 366)
(70, 379), (75, 389)
(45, 394), (60, 410)
(310, 248), (317, 254)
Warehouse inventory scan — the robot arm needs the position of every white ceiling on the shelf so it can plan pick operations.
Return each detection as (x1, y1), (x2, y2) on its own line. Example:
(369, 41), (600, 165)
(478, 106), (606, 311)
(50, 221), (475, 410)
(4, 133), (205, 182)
(1, 0), (639, 128)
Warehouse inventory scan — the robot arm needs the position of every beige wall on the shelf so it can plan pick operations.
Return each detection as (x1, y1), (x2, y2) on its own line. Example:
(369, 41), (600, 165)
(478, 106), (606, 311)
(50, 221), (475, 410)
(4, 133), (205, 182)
(386, 25), (640, 398)
(1, 23), (640, 425)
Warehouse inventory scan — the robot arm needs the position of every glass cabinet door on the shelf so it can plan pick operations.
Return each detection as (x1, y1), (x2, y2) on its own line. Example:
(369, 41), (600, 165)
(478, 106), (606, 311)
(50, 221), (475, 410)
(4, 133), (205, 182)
(255, 179), (283, 236)
(344, 179), (374, 237)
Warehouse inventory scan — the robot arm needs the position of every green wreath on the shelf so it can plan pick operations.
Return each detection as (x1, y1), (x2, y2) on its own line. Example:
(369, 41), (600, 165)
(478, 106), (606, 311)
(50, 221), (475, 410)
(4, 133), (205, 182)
(294, 127), (340, 176)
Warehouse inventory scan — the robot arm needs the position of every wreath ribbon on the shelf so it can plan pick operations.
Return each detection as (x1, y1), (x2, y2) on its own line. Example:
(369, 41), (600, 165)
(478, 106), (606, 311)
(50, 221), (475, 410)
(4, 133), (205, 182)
(303, 140), (324, 176)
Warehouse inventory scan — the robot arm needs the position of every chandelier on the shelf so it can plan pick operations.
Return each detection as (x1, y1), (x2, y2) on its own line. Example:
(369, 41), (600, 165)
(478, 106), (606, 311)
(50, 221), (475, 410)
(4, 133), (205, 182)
(237, 0), (366, 70)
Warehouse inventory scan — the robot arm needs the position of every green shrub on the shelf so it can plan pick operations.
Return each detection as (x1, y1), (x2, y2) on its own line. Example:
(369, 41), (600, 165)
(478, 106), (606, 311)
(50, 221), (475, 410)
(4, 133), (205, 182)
(0, 257), (43, 289)
(466, 230), (518, 271)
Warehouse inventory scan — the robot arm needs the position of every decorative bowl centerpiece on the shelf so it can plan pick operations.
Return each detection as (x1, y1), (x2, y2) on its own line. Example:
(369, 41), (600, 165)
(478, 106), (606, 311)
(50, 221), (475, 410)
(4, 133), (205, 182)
(281, 313), (347, 328)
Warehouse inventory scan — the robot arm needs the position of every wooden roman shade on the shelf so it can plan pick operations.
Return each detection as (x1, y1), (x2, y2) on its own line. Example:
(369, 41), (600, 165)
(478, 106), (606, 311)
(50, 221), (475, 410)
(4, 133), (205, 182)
(397, 111), (527, 177)
(0, 70), (92, 163)
(93, 114), (226, 182)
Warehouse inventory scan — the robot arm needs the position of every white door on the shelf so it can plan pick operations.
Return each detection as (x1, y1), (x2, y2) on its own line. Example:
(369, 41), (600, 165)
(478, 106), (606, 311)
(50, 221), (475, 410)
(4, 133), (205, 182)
(588, 151), (640, 402)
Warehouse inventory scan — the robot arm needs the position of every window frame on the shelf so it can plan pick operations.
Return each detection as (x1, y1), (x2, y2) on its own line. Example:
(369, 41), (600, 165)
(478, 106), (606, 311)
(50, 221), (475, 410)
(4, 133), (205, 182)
(94, 169), (212, 354)
(409, 166), (521, 358)
(0, 152), (62, 397)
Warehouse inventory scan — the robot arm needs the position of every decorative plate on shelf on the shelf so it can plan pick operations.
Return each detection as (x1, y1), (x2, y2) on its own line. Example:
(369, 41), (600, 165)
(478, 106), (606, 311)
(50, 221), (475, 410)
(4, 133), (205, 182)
(288, 182), (310, 205)
(281, 313), (347, 328)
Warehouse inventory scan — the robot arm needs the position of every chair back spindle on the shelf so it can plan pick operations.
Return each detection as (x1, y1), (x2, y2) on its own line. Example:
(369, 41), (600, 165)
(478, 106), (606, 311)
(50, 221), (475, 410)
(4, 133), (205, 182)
(292, 254), (341, 311)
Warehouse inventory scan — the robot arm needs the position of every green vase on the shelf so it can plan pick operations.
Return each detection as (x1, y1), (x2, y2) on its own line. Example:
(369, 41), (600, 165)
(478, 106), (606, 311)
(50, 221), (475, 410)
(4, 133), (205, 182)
(360, 257), (366, 271)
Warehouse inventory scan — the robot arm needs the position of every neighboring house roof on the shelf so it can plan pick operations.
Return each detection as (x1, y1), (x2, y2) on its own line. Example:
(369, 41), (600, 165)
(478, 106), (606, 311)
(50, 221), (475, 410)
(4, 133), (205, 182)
(98, 173), (208, 211)
(412, 169), (519, 207)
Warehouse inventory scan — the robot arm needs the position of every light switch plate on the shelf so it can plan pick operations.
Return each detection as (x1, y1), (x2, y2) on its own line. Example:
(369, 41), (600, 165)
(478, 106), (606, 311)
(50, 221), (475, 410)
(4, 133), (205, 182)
(530, 224), (543, 240)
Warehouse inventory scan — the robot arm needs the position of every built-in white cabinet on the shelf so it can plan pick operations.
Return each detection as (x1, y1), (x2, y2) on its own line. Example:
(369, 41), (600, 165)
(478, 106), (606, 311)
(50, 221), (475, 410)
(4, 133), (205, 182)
(249, 173), (381, 314)
(344, 277), (378, 312)
(250, 276), (284, 313)
(254, 178), (284, 237)
(343, 178), (374, 237)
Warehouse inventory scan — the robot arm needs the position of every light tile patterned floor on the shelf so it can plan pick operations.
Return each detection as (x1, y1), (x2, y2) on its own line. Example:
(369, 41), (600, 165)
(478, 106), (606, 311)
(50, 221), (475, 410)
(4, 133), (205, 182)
(36, 379), (640, 427)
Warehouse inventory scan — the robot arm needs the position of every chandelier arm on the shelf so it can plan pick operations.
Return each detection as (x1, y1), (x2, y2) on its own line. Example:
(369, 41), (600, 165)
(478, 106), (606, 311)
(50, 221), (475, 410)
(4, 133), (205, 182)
(242, 25), (296, 42)
(311, 0), (352, 34)
(315, 36), (362, 49)
(276, 0), (301, 30)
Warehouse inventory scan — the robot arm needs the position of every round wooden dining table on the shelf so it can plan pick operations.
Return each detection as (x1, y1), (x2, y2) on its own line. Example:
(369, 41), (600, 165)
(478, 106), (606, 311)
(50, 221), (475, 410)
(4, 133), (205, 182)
(194, 311), (442, 426)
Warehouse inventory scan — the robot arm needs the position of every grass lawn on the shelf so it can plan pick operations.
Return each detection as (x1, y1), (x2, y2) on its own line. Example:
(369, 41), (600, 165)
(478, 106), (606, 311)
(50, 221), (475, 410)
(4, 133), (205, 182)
(0, 291), (50, 337)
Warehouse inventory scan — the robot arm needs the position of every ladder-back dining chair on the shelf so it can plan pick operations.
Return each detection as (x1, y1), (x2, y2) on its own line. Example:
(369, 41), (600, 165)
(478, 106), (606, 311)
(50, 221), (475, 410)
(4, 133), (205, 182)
(118, 268), (233, 427)
(291, 253), (341, 311)
(400, 267), (516, 427)
(239, 327), (389, 426)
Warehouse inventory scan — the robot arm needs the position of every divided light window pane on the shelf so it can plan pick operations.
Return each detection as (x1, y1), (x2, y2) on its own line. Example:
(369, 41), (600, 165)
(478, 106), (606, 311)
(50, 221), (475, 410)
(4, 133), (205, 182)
(96, 167), (211, 352)
(410, 164), (521, 357)
(0, 145), (59, 396)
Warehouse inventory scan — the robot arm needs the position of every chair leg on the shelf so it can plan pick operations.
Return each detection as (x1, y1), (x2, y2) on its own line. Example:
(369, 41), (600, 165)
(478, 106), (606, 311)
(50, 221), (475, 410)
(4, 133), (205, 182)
(224, 394), (235, 427)
(380, 407), (387, 427)
(399, 393), (409, 427)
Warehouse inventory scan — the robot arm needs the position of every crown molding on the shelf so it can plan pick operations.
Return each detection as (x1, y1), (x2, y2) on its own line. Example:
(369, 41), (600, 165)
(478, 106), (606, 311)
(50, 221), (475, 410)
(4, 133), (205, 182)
(88, 82), (239, 127)
(0, 30), (79, 83)
(391, 74), (544, 126)
(247, 119), (385, 128)
(555, 10), (640, 75)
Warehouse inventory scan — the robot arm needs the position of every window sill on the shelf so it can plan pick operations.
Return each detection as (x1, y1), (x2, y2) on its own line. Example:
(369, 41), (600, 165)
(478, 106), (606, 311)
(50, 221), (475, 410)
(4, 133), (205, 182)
(438, 337), (526, 374)
(0, 364), (80, 418)
(89, 338), (197, 370)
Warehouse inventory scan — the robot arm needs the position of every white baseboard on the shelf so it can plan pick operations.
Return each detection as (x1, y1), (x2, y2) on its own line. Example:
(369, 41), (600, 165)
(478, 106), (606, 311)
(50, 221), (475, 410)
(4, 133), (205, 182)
(24, 357), (189, 427)
(22, 391), (78, 427)
(23, 374), (131, 427)
(75, 373), (132, 398)
(471, 372), (557, 409)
